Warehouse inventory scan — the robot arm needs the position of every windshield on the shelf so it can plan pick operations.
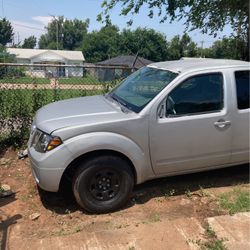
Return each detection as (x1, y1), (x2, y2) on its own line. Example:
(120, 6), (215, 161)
(110, 67), (178, 113)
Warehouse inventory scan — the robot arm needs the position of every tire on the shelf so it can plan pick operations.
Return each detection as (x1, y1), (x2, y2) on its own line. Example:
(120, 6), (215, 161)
(72, 155), (134, 213)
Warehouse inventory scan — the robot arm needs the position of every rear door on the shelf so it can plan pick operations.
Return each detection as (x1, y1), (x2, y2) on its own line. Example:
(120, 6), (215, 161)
(231, 70), (250, 163)
(149, 71), (232, 175)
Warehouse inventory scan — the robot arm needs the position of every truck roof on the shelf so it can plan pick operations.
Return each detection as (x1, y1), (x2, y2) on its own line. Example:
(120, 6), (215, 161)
(149, 58), (250, 74)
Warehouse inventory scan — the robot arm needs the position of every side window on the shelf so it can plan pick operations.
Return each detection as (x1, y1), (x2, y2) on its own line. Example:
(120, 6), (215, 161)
(235, 71), (249, 110)
(166, 73), (223, 117)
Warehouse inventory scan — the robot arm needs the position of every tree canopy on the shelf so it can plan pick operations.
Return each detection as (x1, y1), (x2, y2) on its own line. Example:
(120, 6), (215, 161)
(119, 28), (169, 62)
(22, 36), (37, 49)
(82, 25), (170, 62)
(82, 25), (120, 62)
(0, 18), (14, 46)
(39, 17), (89, 50)
(99, 0), (249, 60)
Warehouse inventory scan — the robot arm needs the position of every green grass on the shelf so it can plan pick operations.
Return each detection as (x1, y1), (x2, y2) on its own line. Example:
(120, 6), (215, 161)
(201, 238), (227, 250)
(58, 75), (122, 88)
(0, 76), (50, 84)
(193, 226), (227, 250)
(58, 74), (101, 85)
(0, 89), (103, 118)
(199, 226), (227, 250)
(219, 187), (250, 215)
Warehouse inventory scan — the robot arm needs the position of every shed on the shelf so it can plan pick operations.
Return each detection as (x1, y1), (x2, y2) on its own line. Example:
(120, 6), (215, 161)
(96, 55), (153, 81)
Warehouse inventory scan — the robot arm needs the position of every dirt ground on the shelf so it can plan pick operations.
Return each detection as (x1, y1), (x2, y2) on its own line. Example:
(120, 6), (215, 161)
(0, 148), (249, 249)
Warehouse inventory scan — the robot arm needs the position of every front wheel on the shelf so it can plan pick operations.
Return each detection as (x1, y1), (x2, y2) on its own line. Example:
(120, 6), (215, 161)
(73, 155), (134, 213)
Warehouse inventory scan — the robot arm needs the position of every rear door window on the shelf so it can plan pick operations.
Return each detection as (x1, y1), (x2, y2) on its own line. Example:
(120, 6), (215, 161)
(235, 71), (250, 110)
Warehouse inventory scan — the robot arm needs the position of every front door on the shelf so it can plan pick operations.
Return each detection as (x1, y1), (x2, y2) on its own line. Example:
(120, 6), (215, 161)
(149, 72), (232, 175)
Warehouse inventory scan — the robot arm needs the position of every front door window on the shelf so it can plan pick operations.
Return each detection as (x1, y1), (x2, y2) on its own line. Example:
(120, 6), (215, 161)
(166, 73), (224, 117)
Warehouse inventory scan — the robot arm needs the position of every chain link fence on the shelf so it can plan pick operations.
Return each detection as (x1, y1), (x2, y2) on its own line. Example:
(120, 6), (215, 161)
(0, 63), (134, 151)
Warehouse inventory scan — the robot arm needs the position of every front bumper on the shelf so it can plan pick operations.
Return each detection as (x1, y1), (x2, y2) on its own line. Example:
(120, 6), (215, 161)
(28, 145), (72, 192)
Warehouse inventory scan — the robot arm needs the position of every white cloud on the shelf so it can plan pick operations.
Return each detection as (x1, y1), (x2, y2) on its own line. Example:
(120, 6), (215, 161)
(10, 20), (46, 45)
(32, 16), (53, 26)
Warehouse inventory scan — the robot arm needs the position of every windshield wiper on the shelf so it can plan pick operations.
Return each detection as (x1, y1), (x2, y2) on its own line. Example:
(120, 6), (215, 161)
(108, 93), (131, 113)
(110, 94), (126, 107)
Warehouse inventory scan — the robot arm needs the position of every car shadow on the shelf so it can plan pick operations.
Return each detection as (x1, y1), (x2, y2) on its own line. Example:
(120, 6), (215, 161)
(38, 186), (79, 215)
(132, 163), (249, 204)
(38, 164), (249, 214)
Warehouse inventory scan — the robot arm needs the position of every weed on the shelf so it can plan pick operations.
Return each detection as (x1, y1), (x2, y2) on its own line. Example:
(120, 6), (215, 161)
(164, 189), (176, 198)
(169, 189), (175, 196)
(19, 194), (30, 202)
(185, 189), (193, 199)
(199, 186), (211, 197)
(148, 213), (161, 223)
(196, 225), (227, 250)
(115, 224), (130, 229)
(74, 226), (82, 233)
(155, 197), (164, 203)
(65, 209), (71, 214)
(205, 226), (216, 238)
(50, 228), (68, 237)
(202, 238), (227, 250)
(219, 187), (250, 215)
(128, 247), (135, 250)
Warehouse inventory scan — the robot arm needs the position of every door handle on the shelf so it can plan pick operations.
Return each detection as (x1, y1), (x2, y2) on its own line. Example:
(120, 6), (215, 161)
(214, 120), (231, 128)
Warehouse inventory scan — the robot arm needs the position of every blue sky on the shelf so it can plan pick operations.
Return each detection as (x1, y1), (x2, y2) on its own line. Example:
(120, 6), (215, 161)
(1, 0), (232, 47)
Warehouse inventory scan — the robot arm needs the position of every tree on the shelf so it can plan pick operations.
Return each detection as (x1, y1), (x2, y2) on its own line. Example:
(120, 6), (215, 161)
(82, 25), (170, 62)
(22, 36), (37, 49)
(39, 17), (89, 50)
(0, 45), (14, 62)
(210, 37), (247, 60)
(168, 33), (198, 60)
(99, 0), (249, 60)
(119, 28), (169, 61)
(0, 18), (14, 46)
(39, 16), (65, 50)
(63, 19), (89, 50)
(82, 24), (121, 62)
(0, 45), (16, 78)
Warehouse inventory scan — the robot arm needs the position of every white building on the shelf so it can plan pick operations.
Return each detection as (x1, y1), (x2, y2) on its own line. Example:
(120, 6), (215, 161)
(7, 48), (85, 77)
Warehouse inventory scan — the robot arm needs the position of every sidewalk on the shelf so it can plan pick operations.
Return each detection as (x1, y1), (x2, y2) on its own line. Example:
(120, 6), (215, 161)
(7, 212), (250, 250)
(207, 212), (250, 250)
(8, 217), (204, 250)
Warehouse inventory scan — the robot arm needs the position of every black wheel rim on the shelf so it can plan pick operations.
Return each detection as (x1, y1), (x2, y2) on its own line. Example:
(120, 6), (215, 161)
(88, 169), (121, 201)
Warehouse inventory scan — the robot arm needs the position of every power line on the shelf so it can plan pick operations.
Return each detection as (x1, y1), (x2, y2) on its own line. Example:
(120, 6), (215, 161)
(12, 22), (45, 31)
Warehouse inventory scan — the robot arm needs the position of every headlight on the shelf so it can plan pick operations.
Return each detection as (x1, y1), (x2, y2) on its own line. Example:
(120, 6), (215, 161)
(34, 132), (62, 153)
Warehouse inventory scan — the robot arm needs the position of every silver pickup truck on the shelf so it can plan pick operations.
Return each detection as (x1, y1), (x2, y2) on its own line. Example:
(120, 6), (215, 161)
(28, 59), (250, 213)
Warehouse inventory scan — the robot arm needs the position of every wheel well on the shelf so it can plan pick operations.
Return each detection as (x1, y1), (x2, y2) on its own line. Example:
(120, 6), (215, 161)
(59, 150), (137, 192)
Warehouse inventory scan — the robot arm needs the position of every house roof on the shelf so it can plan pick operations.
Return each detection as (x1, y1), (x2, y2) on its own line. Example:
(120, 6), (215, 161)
(149, 58), (250, 74)
(97, 55), (153, 69)
(7, 48), (85, 61)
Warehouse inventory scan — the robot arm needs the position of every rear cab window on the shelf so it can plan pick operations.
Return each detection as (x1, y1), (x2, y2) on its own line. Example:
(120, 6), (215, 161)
(234, 71), (250, 110)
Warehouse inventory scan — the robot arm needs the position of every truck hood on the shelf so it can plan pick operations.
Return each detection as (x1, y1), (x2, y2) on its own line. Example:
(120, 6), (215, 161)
(35, 95), (124, 133)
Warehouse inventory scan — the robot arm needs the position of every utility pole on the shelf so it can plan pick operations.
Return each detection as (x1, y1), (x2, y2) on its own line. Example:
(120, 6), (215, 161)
(17, 32), (20, 45)
(49, 14), (59, 50)
(200, 41), (204, 57)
